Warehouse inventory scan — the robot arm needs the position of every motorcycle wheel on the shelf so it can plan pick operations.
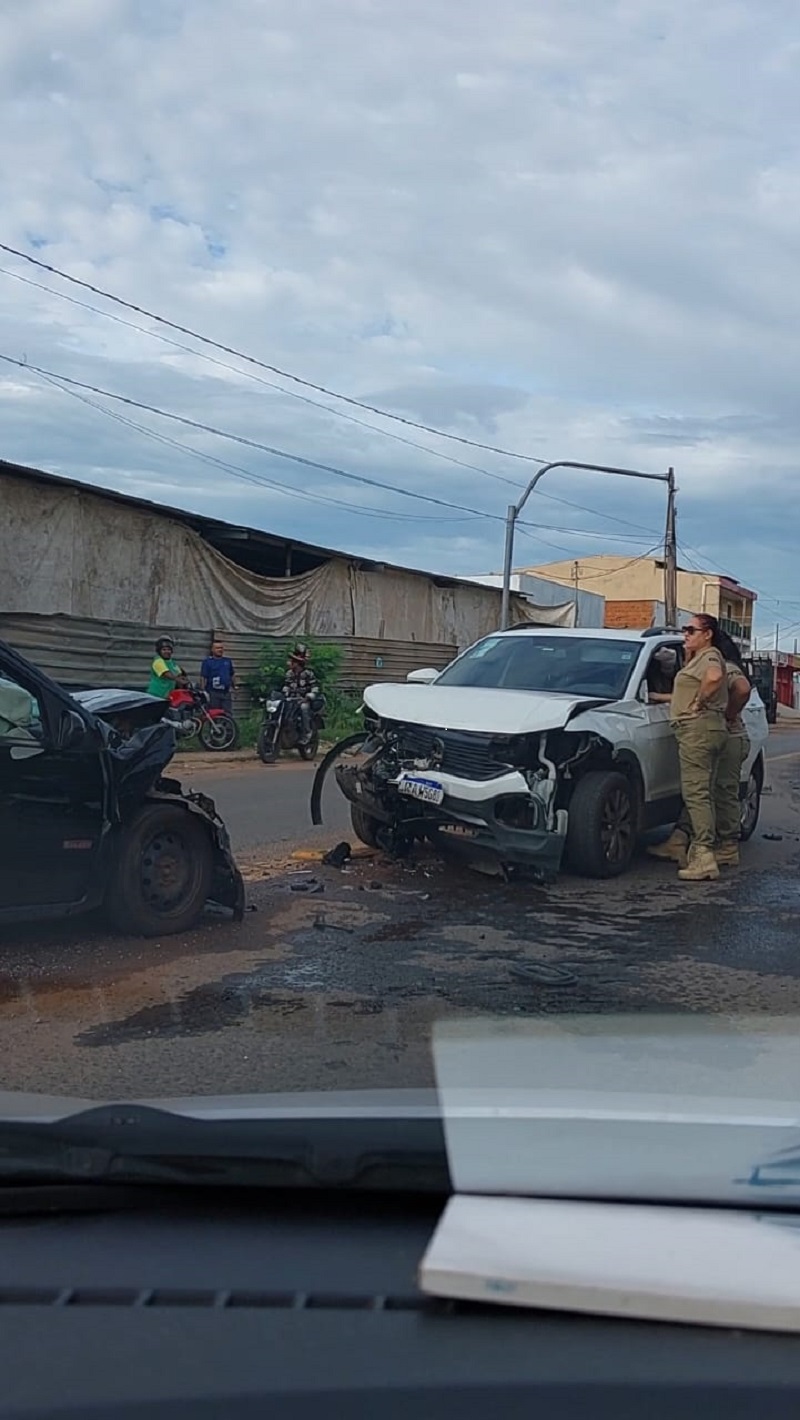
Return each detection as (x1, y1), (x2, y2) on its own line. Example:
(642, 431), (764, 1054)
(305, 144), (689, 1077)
(257, 725), (279, 764)
(199, 714), (238, 752)
(298, 729), (320, 761)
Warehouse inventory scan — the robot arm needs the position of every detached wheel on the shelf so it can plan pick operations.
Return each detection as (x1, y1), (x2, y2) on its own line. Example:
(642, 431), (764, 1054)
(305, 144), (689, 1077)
(298, 730), (320, 761)
(740, 758), (763, 841)
(106, 804), (214, 937)
(199, 714), (238, 751)
(565, 770), (637, 879)
(350, 802), (383, 849)
(257, 726), (278, 764)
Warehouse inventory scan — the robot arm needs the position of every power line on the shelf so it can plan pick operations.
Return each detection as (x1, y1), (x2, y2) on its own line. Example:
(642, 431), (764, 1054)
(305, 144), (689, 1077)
(0, 353), (509, 523)
(0, 257), (668, 538)
(36, 370), (480, 525)
(0, 263), (524, 493)
(0, 240), (552, 466)
(4, 351), (669, 551)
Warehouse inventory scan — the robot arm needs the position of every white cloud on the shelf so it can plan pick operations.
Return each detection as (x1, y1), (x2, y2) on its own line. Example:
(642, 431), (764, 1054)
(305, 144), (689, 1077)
(0, 0), (798, 635)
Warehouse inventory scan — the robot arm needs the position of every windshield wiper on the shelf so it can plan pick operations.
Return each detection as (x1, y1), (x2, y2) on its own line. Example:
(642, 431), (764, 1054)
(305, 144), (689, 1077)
(0, 1105), (450, 1193)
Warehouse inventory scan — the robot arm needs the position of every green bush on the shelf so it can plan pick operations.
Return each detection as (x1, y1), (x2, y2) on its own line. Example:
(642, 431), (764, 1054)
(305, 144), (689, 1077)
(247, 637), (344, 700)
(324, 688), (364, 742)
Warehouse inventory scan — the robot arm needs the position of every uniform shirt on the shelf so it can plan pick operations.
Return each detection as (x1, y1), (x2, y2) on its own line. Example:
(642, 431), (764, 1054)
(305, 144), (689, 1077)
(669, 647), (727, 725)
(148, 656), (182, 698)
(201, 655), (235, 692)
(725, 660), (749, 738)
(283, 666), (319, 699)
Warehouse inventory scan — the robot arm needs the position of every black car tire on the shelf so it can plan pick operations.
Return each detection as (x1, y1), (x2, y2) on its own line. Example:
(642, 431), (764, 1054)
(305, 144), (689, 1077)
(565, 770), (637, 879)
(105, 803), (215, 937)
(257, 726), (278, 764)
(740, 759), (763, 841)
(350, 802), (383, 849)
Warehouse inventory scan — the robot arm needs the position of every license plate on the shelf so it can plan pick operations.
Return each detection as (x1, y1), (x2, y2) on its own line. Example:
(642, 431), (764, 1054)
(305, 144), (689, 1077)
(398, 775), (444, 805)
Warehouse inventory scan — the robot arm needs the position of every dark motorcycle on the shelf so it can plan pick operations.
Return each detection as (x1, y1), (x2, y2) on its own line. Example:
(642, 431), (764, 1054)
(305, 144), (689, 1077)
(164, 683), (238, 752)
(256, 690), (325, 764)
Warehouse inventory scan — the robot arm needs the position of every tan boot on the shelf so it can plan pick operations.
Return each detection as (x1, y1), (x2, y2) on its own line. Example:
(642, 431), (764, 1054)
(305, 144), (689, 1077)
(647, 829), (690, 865)
(714, 841), (740, 868)
(678, 846), (720, 882)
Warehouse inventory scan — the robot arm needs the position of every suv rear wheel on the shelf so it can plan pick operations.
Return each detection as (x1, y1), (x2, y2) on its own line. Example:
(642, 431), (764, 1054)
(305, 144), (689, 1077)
(565, 770), (637, 879)
(740, 757), (763, 841)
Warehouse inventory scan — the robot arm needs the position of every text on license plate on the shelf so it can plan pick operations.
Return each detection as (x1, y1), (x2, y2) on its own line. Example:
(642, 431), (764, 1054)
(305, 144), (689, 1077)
(398, 776), (444, 805)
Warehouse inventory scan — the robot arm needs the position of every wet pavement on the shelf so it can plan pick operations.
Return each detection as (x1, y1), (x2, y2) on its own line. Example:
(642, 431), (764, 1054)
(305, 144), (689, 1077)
(1, 732), (799, 1101)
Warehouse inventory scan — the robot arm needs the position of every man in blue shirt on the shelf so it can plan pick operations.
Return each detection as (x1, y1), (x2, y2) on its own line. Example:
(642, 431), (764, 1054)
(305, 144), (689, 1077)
(200, 638), (236, 716)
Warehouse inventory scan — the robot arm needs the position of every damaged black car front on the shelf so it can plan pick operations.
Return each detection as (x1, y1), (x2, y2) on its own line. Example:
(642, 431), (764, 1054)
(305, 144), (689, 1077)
(0, 639), (244, 936)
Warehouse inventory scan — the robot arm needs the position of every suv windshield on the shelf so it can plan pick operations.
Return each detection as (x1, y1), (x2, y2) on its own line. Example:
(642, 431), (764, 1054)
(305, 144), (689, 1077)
(435, 635), (641, 699)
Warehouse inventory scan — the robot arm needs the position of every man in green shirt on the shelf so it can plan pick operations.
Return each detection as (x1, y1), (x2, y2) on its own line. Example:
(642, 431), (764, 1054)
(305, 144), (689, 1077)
(148, 637), (186, 699)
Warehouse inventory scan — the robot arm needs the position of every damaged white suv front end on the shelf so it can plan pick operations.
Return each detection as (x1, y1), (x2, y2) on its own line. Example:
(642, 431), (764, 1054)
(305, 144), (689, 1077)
(313, 629), (769, 881)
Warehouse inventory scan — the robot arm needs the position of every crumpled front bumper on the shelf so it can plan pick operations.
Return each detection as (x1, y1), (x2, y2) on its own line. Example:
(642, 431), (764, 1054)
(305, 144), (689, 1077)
(335, 762), (568, 879)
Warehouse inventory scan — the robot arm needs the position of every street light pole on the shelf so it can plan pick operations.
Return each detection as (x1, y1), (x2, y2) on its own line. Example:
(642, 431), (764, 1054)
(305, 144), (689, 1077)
(500, 460), (677, 631)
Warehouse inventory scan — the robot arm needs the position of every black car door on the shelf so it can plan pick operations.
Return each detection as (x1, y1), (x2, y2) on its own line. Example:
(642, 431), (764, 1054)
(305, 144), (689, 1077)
(0, 653), (108, 917)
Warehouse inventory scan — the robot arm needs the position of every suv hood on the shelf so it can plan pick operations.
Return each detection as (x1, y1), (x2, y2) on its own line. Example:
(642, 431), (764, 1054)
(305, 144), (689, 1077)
(363, 683), (603, 735)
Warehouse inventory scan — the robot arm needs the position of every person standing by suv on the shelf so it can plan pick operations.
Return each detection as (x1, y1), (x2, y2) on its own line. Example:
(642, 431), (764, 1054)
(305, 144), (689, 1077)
(650, 629), (750, 873)
(200, 639), (237, 717)
(652, 615), (729, 882)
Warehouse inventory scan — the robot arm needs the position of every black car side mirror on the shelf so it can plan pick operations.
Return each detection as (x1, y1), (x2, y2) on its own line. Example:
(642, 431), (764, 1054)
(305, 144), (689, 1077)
(56, 707), (88, 751)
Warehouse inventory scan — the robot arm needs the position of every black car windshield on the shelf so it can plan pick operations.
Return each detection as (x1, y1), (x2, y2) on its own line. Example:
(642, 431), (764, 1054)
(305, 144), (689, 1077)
(435, 635), (642, 699)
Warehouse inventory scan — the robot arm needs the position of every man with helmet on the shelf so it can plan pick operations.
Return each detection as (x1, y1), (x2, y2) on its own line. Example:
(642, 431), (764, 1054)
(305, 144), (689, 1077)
(282, 643), (320, 746)
(147, 636), (187, 698)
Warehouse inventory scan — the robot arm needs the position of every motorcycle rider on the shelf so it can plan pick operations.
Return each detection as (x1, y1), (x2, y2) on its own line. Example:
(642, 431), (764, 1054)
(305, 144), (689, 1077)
(282, 643), (319, 746)
(147, 637), (187, 699)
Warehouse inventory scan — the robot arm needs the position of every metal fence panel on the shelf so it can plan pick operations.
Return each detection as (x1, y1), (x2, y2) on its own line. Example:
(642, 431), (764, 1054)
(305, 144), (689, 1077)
(0, 613), (458, 714)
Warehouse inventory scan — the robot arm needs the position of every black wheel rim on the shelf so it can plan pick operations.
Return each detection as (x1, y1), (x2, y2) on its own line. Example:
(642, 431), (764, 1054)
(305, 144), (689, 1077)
(139, 828), (204, 917)
(600, 787), (633, 864)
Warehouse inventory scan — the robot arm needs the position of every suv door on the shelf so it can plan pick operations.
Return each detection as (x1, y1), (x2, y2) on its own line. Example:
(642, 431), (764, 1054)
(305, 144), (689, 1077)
(0, 654), (108, 917)
(633, 641), (684, 812)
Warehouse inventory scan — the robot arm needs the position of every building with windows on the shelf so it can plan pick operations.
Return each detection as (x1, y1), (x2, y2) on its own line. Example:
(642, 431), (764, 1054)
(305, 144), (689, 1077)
(522, 555), (756, 649)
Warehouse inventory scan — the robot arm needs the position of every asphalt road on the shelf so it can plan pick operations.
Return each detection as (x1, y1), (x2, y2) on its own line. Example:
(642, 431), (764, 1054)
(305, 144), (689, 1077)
(1, 729), (799, 1103)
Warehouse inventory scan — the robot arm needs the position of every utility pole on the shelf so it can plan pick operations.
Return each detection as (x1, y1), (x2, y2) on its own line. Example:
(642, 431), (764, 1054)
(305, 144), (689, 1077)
(501, 460), (675, 631)
(775, 622), (780, 656)
(663, 467), (678, 628)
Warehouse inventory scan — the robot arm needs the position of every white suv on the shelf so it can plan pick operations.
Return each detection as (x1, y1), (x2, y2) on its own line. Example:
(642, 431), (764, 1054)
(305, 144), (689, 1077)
(331, 627), (769, 880)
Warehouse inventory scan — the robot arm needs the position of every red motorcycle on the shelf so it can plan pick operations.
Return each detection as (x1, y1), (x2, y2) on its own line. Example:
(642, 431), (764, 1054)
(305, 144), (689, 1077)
(164, 684), (238, 752)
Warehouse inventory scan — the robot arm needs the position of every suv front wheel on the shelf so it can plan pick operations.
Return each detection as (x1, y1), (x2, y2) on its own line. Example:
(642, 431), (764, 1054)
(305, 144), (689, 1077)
(105, 803), (215, 936)
(565, 770), (637, 879)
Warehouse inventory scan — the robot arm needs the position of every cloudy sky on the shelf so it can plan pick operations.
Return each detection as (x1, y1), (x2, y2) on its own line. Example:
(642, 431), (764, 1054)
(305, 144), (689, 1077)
(1, 0), (799, 642)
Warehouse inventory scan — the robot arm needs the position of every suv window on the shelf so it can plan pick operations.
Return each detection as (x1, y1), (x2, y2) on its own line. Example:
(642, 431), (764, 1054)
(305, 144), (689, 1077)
(436, 635), (642, 698)
(642, 643), (683, 700)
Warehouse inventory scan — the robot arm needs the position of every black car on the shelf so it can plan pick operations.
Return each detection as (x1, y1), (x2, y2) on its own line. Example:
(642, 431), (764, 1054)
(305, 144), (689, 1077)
(0, 640), (245, 936)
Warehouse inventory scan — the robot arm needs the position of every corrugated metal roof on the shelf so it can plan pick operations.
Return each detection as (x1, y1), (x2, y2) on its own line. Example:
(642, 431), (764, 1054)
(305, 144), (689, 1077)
(0, 456), (509, 592)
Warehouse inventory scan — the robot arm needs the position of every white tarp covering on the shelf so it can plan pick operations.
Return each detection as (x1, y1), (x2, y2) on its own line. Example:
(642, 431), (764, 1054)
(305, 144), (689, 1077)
(1, 472), (576, 643)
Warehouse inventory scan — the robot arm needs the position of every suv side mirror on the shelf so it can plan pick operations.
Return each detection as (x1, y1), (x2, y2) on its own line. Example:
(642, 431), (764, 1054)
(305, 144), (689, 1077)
(638, 681), (650, 705)
(56, 707), (88, 751)
(406, 668), (438, 685)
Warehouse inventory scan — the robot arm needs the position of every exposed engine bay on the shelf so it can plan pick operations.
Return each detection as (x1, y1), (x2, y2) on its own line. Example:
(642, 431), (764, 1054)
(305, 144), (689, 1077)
(311, 715), (615, 881)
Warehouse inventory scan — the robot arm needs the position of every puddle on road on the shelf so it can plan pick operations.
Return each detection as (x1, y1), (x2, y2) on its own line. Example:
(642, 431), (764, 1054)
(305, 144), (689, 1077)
(1, 830), (799, 1086)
